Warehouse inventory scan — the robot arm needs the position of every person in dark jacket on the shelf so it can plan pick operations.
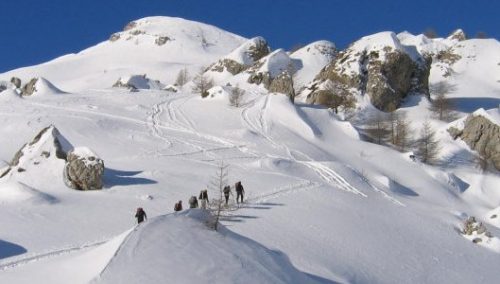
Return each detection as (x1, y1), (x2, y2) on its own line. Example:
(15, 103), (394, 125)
(135, 207), (147, 224)
(174, 200), (183, 212)
(235, 181), (245, 204)
(199, 189), (209, 209)
(188, 196), (199, 208)
(223, 185), (231, 205)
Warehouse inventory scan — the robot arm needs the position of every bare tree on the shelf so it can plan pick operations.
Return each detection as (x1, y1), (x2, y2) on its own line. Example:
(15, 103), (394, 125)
(365, 112), (389, 145)
(192, 68), (214, 98)
(320, 82), (357, 114)
(208, 161), (229, 231)
(174, 68), (189, 86)
(229, 85), (245, 107)
(394, 112), (411, 152)
(416, 121), (440, 164)
(429, 81), (457, 121)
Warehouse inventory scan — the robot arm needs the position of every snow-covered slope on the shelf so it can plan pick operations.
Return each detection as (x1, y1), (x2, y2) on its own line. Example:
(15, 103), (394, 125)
(0, 211), (321, 284)
(0, 17), (246, 92)
(0, 16), (499, 284)
(290, 40), (336, 92)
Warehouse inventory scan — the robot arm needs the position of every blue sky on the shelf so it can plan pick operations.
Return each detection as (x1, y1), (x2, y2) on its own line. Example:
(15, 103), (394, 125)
(1, 0), (498, 72)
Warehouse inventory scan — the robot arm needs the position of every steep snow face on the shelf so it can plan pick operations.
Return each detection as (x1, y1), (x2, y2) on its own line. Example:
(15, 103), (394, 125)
(0, 16), (247, 92)
(290, 40), (336, 91)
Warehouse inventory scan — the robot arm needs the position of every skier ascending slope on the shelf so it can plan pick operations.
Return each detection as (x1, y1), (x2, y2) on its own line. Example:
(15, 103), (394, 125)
(235, 181), (245, 204)
(189, 196), (199, 208)
(199, 189), (209, 209)
(135, 207), (147, 224)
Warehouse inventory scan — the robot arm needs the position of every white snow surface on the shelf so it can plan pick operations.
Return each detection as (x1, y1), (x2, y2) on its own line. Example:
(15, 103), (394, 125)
(0, 16), (499, 284)
(225, 36), (268, 66)
(290, 40), (336, 90)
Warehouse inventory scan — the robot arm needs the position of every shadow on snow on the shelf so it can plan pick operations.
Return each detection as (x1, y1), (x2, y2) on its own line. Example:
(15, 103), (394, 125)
(103, 168), (157, 188)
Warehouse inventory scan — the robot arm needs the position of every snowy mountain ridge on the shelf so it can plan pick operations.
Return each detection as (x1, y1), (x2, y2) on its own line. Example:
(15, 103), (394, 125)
(0, 16), (499, 284)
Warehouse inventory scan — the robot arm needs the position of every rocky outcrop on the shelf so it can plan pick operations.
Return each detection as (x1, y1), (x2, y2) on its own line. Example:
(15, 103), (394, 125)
(209, 59), (246, 75)
(269, 71), (295, 102)
(306, 32), (431, 111)
(64, 147), (104, 191)
(109, 33), (121, 42)
(462, 216), (493, 244)
(155, 36), (171, 46)
(22, 78), (38, 96)
(10, 77), (21, 89)
(447, 29), (467, 41)
(246, 37), (271, 62)
(123, 21), (137, 31)
(448, 112), (500, 170)
(207, 37), (270, 76)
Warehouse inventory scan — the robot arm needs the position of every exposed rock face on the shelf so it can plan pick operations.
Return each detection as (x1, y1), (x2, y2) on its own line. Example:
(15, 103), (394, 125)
(247, 37), (271, 62)
(307, 32), (431, 111)
(64, 147), (104, 191)
(209, 59), (246, 75)
(247, 71), (272, 88)
(22, 78), (38, 96)
(269, 71), (295, 102)
(0, 84), (6, 93)
(448, 113), (500, 170)
(207, 37), (270, 76)
(447, 29), (467, 41)
(123, 21), (137, 31)
(10, 77), (21, 89)
(109, 33), (121, 42)
(155, 36), (171, 46)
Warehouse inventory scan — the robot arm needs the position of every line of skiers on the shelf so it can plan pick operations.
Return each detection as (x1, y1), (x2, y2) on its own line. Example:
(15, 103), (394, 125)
(135, 181), (245, 224)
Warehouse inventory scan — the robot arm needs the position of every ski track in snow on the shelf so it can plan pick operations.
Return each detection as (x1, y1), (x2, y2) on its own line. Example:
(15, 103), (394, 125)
(241, 95), (367, 197)
(0, 240), (107, 271)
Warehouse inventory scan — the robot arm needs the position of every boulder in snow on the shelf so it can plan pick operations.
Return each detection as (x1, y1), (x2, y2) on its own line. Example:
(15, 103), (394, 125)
(64, 147), (104, 191)
(448, 110), (500, 170)
(10, 77), (22, 89)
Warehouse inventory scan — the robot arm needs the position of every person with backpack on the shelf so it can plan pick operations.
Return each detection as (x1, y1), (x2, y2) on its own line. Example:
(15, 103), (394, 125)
(223, 185), (231, 205)
(235, 181), (245, 204)
(199, 189), (209, 209)
(174, 200), (183, 212)
(188, 196), (199, 208)
(135, 207), (147, 224)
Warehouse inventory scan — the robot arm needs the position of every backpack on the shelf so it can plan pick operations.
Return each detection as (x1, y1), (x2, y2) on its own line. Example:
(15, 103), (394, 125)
(223, 186), (230, 194)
